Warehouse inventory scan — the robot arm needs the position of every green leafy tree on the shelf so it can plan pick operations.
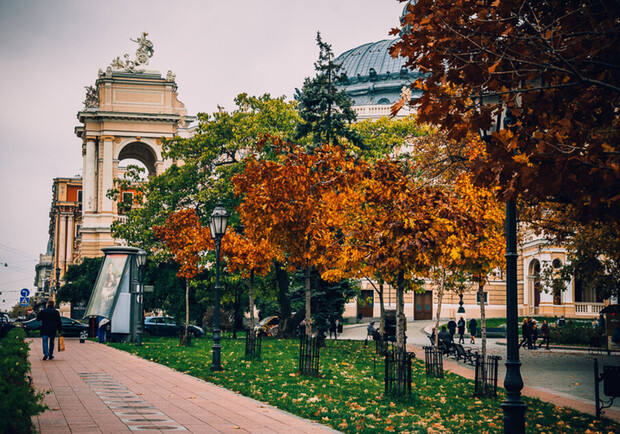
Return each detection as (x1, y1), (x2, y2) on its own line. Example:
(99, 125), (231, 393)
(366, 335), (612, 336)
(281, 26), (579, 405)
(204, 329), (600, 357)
(56, 257), (104, 310)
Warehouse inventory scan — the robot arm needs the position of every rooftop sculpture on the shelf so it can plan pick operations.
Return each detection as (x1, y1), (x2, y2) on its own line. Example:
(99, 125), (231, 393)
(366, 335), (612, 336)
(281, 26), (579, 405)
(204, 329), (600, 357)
(108, 32), (154, 73)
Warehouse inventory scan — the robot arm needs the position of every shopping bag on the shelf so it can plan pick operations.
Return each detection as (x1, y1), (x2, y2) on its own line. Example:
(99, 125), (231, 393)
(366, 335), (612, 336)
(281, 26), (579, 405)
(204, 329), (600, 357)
(58, 336), (65, 352)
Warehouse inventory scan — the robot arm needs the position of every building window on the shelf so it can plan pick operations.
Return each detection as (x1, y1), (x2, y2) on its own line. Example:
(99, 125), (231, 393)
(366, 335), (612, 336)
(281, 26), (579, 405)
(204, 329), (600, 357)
(77, 190), (83, 211)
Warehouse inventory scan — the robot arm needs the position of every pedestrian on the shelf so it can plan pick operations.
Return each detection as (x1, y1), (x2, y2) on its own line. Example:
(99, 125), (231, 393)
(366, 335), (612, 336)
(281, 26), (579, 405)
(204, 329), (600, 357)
(366, 321), (376, 339)
(557, 315), (566, 326)
(438, 326), (452, 344)
(527, 318), (535, 349)
(531, 320), (539, 349)
(447, 317), (457, 342)
(329, 317), (338, 340)
(519, 318), (530, 348)
(457, 316), (465, 344)
(468, 317), (477, 344)
(37, 300), (62, 361)
(540, 320), (550, 349)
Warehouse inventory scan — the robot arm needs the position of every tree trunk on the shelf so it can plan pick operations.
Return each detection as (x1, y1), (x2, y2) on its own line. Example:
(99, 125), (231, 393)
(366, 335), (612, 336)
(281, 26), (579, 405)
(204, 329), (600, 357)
(396, 271), (406, 351)
(232, 284), (240, 339)
(305, 263), (312, 336)
(478, 281), (487, 392)
(433, 268), (446, 347)
(181, 279), (190, 346)
(379, 280), (386, 335)
(274, 261), (292, 337)
(249, 270), (255, 329)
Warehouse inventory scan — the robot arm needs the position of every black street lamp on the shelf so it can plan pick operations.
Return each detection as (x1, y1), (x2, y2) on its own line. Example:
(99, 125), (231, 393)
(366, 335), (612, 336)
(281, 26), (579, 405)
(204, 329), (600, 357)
(209, 203), (229, 371)
(135, 249), (147, 346)
(476, 94), (527, 433)
(457, 293), (465, 314)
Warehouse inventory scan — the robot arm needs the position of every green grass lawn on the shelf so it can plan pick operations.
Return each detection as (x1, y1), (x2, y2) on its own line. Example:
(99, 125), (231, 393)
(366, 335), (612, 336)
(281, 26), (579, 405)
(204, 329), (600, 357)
(110, 336), (618, 433)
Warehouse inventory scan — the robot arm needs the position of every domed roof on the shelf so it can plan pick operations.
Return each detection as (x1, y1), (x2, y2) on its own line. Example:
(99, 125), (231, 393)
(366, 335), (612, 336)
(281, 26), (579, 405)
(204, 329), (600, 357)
(336, 39), (406, 80)
(334, 39), (420, 114)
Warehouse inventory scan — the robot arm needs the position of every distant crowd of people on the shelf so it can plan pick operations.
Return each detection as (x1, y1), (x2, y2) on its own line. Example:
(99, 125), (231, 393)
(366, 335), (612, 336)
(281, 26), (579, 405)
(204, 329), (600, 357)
(518, 317), (550, 349)
(431, 316), (477, 346)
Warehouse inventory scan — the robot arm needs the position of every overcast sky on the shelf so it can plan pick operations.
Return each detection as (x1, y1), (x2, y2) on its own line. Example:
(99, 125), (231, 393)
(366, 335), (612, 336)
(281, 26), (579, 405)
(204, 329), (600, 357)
(0, 0), (404, 309)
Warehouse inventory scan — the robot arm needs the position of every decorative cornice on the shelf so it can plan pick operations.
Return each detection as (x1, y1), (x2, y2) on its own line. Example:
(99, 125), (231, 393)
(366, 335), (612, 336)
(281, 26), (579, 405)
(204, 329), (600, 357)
(101, 135), (115, 142)
(78, 110), (193, 124)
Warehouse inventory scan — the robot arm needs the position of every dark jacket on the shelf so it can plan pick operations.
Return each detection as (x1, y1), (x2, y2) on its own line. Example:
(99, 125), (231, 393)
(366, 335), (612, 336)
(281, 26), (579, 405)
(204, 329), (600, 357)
(447, 320), (457, 334)
(37, 307), (62, 336)
(468, 318), (477, 333)
(457, 319), (465, 333)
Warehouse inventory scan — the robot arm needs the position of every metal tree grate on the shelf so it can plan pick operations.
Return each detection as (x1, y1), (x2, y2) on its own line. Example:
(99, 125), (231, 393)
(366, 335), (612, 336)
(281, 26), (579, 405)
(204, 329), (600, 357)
(423, 345), (443, 378)
(244, 330), (262, 360)
(474, 354), (502, 398)
(299, 335), (320, 376)
(385, 347), (414, 398)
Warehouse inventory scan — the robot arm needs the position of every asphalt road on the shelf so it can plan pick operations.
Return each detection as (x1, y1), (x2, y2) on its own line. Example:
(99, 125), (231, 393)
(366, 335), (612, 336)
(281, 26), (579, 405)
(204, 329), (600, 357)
(336, 319), (620, 413)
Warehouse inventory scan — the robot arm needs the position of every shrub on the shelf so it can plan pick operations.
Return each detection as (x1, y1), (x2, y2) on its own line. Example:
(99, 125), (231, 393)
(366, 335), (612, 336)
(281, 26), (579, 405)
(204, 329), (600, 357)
(550, 320), (603, 346)
(0, 328), (47, 433)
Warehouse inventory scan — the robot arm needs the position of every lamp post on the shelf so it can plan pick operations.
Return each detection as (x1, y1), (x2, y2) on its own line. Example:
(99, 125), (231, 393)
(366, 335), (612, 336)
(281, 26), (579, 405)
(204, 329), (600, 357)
(209, 203), (229, 371)
(477, 94), (526, 433)
(55, 267), (60, 300)
(457, 293), (465, 314)
(135, 249), (147, 346)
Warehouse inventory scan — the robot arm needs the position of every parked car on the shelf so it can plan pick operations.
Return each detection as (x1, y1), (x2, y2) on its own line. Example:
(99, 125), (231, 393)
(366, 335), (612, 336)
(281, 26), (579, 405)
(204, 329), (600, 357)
(143, 316), (204, 338)
(21, 316), (88, 337)
(0, 312), (14, 338)
(254, 316), (279, 337)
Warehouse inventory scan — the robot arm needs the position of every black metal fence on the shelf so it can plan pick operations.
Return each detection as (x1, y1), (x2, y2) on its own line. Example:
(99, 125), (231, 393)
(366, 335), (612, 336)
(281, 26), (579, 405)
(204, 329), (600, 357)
(423, 345), (443, 378)
(244, 330), (262, 360)
(299, 335), (320, 376)
(474, 354), (502, 397)
(375, 335), (388, 355)
(385, 347), (414, 397)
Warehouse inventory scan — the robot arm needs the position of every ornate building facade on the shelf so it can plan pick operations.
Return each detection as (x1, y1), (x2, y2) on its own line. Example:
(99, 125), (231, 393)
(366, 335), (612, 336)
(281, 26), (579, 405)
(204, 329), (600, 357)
(38, 34), (194, 300)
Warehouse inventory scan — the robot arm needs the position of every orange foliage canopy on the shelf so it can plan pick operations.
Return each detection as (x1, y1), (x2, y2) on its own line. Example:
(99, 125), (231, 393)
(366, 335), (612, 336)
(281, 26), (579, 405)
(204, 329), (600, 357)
(320, 159), (504, 286)
(153, 209), (213, 279)
(233, 137), (359, 273)
(221, 230), (274, 279)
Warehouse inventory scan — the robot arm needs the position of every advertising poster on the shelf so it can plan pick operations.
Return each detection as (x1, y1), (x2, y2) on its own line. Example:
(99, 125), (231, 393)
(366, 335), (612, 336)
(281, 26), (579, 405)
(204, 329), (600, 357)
(85, 254), (128, 318)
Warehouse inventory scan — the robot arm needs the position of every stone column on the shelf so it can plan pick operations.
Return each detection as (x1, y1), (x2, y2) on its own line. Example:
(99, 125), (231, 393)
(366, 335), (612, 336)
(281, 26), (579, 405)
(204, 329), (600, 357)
(66, 213), (74, 265)
(58, 213), (67, 272)
(83, 138), (97, 213)
(101, 136), (114, 213)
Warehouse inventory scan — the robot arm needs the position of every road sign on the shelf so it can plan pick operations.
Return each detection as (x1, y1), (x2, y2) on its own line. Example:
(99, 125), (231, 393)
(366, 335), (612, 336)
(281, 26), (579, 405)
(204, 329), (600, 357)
(19, 296), (29, 306)
(20, 288), (30, 297)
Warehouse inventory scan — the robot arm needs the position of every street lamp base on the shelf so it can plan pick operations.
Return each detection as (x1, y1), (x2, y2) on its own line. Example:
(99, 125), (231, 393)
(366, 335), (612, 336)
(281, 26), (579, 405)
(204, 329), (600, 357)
(501, 401), (527, 434)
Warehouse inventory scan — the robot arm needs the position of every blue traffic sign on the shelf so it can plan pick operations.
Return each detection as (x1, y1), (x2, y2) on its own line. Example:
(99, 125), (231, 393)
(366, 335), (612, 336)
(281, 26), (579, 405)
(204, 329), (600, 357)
(19, 296), (29, 306)
(20, 288), (30, 297)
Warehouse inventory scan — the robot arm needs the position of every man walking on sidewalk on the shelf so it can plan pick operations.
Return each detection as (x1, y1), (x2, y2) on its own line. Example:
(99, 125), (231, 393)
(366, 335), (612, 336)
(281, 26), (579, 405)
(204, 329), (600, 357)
(37, 300), (62, 360)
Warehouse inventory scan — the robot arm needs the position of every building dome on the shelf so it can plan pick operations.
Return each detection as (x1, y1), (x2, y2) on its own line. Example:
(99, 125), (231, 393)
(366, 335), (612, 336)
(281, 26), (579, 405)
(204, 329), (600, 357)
(334, 39), (420, 119)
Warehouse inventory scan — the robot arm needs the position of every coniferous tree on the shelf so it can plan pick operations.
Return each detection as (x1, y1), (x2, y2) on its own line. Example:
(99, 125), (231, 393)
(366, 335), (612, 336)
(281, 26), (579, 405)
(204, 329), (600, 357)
(295, 32), (361, 150)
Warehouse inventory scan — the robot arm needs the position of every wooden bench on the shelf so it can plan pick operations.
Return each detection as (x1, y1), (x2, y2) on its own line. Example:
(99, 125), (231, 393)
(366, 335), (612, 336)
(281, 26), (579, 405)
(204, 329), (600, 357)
(452, 343), (478, 364)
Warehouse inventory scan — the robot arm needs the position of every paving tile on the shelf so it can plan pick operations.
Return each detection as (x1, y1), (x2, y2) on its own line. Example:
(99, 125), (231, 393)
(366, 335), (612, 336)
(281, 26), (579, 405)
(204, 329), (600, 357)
(29, 338), (336, 433)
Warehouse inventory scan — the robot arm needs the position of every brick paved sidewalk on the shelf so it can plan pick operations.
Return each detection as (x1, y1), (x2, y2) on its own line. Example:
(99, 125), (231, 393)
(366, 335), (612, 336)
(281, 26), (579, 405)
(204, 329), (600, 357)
(29, 338), (337, 433)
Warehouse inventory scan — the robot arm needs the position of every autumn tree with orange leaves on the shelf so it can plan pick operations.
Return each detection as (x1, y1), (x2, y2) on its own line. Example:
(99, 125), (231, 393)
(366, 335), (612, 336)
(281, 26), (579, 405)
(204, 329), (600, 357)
(233, 137), (359, 336)
(154, 209), (212, 344)
(222, 230), (275, 329)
